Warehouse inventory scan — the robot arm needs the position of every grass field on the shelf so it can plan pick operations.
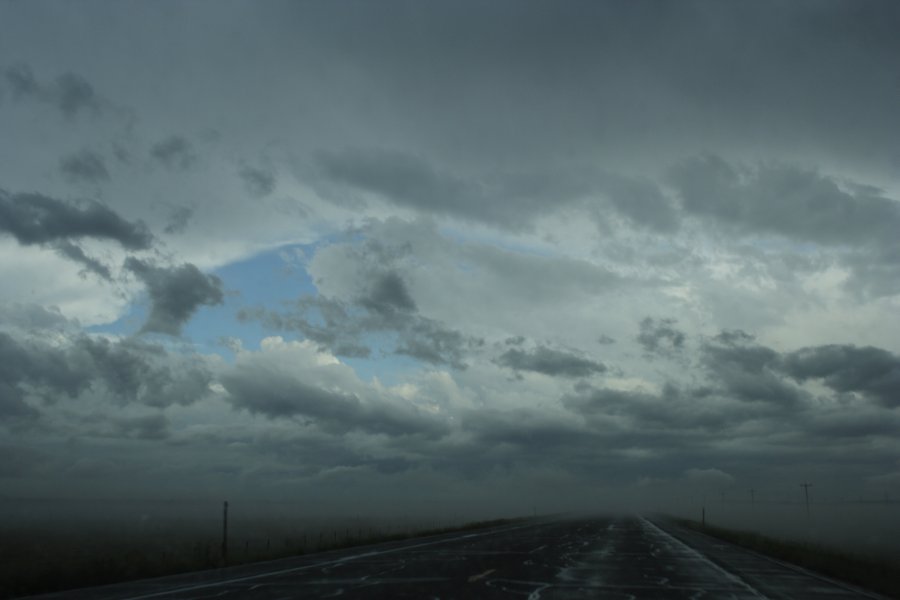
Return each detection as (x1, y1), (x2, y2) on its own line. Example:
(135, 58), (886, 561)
(0, 516), (518, 599)
(670, 517), (900, 599)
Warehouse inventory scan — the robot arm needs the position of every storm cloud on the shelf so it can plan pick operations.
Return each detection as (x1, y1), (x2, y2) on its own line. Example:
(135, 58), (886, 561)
(2, 1), (900, 518)
(3, 63), (102, 118)
(700, 334), (804, 405)
(239, 165), (276, 197)
(59, 150), (110, 184)
(782, 345), (900, 408)
(496, 346), (606, 378)
(637, 318), (686, 356)
(0, 190), (152, 250)
(668, 156), (900, 251)
(125, 258), (224, 336)
(150, 135), (196, 170)
(0, 328), (213, 419)
(316, 148), (591, 229)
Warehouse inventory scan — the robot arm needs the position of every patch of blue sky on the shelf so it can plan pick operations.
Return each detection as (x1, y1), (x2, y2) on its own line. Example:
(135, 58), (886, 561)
(185, 242), (321, 358)
(89, 238), (433, 381)
(88, 242), (320, 359)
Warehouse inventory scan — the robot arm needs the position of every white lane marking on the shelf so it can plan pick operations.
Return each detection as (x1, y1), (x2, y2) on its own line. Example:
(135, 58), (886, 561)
(527, 583), (551, 599)
(119, 522), (539, 600)
(467, 568), (496, 582)
(640, 518), (769, 599)
(680, 526), (890, 600)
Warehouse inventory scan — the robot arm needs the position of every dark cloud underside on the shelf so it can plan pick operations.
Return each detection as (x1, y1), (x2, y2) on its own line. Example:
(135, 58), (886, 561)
(496, 346), (606, 378)
(0, 190), (152, 249)
(125, 258), (224, 336)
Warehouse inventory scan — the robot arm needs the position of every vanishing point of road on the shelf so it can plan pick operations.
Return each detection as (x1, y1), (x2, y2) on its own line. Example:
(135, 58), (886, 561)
(26, 516), (887, 599)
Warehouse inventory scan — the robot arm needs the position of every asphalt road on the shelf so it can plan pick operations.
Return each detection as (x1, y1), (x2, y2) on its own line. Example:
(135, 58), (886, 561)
(26, 516), (886, 599)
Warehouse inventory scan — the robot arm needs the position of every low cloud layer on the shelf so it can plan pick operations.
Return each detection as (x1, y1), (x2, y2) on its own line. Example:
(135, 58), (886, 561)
(0, 325), (212, 420)
(223, 337), (450, 438)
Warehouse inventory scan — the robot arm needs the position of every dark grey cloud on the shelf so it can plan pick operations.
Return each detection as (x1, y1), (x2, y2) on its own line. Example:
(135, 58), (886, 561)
(261, 0), (900, 194)
(113, 414), (170, 440)
(52, 239), (112, 280)
(239, 165), (276, 197)
(713, 329), (756, 346)
(695, 332), (900, 413)
(701, 333), (900, 409)
(75, 336), (213, 407)
(60, 150), (110, 184)
(395, 318), (478, 369)
(808, 411), (900, 440)
(465, 409), (590, 450)
(3, 63), (39, 97)
(316, 147), (469, 214)
(561, 383), (773, 444)
(359, 271), (417, 315)
(0, 189), (152, 249)
(2, 1), (900, 508)
(599, 176), (679, 233)
(150, 135), (196, 170)
(700, 334), (802, 405)
(0, 328), (213, 417)
(225, 374), (358, 422)
(496, 345), (606, 378)
(3, 63), (102, 118)
(637, 317), (686, 356)
(667, 155), (900, 249)
(163, 206), (194, 235)
(124, 258), (224, 336)
(223, 364), (448, 439)
(0, 331), (87, 418)
(782, 345), (900, 408)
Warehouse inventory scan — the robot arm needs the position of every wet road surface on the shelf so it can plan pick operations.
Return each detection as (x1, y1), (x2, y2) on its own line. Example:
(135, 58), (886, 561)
(26, 516), (886, 599)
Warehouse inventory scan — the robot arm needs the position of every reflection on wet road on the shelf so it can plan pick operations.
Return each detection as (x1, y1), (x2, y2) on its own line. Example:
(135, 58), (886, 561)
(27, 516), (885, 599)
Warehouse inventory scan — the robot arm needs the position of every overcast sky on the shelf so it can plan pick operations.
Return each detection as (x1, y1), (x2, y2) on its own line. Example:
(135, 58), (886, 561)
(2, 0), (899, 517)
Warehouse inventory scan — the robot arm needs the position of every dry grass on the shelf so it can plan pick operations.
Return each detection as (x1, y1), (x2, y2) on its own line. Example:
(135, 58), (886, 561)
(669, 517), (900, 599)
(0, 517), (518, 599)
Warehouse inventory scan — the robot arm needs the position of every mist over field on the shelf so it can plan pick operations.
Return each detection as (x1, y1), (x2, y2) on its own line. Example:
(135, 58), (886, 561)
(1, 1), (900, 595)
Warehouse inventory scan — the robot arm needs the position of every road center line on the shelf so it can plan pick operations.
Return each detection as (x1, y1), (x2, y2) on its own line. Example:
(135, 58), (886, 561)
(640, 518), (769, 600)
(467, 568), (496, 582)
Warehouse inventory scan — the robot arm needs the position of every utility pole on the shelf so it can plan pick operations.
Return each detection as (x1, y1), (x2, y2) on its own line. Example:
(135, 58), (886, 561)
(701, 493), (706, 527)
(222, 500), (229, 564)
(800, 483), (812, 517)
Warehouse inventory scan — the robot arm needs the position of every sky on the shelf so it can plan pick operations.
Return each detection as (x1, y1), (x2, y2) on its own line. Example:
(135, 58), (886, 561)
(1, 0), (900, 519)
